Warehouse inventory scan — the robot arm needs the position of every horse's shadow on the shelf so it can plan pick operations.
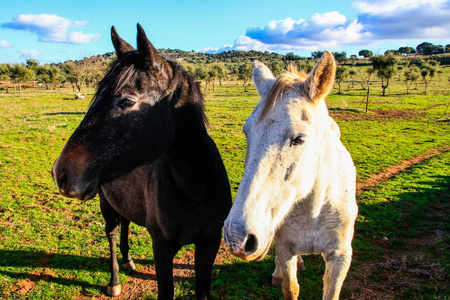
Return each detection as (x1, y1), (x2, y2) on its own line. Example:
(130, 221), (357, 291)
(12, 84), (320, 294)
(0, 249), (199, 292)
(44, 112), (86, 116)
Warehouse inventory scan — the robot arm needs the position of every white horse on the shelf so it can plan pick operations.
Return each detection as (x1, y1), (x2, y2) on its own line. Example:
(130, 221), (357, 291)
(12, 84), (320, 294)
(224, 51), (357, 300)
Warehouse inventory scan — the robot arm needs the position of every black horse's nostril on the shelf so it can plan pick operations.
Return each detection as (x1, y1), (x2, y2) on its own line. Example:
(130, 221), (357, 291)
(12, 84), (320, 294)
(57, 171), (69, 193)
(244, 234), (258, 253)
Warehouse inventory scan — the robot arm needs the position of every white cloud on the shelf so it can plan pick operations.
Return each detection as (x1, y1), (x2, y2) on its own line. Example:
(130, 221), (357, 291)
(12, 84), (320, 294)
(2, 14), (101, 44)
(67, 31), (101, 44)
(211, 0), (450, 54)
(353, 0), (447, 14)
(246, 12), (356, 46)
(356, 0), (450, 39)
(0, 40), (12, 48)
(19, 49), (41, 57)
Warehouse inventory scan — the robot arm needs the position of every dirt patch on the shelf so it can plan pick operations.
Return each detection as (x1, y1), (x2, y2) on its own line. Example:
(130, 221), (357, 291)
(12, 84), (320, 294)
(356, 147), (450, 192)
(346, 231), (448, 300)
(1, 269), (58, 297)
(91, 247), (233, 300)
(331, 104), (446, 121)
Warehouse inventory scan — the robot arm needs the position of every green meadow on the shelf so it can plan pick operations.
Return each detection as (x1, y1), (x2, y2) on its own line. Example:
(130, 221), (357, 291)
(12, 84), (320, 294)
(0, 67), (449, 299)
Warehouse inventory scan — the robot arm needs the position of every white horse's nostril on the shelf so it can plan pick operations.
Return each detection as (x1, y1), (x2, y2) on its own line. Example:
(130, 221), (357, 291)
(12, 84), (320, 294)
(244, 234), (258, 253)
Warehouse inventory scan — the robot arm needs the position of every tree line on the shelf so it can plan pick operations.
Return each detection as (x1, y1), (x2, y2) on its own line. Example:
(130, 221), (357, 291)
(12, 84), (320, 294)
(0, 40), (447, 95)
(358, 42), (450, 57)
(0, 55), (111, 94)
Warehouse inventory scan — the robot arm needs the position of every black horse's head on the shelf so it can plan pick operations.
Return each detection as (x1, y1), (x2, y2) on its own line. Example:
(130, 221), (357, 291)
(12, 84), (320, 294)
(52, 24), (188, 200)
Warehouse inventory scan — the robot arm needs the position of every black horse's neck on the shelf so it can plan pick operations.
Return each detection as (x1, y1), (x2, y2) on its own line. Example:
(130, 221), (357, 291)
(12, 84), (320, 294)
(170, 67), (209, 145)
(164, 68), (215, 200)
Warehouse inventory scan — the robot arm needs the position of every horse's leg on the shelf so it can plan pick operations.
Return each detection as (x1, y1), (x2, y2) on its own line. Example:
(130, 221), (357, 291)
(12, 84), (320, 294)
(152, 237), (181, 300)
(272, 254), (305, 287)
(194, 231), (222, 300)
(322, 248), (352, 300)
(99, 194), (121, 297)
(297, 255), (306, 272)
(272, 255), (283, 287)
(118, 217), (136, 271)
(275, 244), (299, 300)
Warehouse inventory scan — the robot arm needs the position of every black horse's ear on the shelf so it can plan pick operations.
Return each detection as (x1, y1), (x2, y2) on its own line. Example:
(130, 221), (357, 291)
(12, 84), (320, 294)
(136, 23), (166, 70)
(111, 26), (134, 57)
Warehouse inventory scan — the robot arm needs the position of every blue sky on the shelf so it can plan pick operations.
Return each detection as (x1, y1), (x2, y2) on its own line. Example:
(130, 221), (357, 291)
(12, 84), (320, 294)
(1, 0), (449, 64)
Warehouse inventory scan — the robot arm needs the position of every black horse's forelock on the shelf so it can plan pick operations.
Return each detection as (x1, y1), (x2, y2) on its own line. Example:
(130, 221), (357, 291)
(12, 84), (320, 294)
(91, 52), (140, 105)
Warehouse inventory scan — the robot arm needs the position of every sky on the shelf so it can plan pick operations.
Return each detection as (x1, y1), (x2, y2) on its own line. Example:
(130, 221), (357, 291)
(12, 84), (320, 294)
(0, 0), (449, 64)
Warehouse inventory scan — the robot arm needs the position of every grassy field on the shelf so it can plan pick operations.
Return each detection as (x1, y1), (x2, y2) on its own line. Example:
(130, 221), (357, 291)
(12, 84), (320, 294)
(0, 67), (449, 299)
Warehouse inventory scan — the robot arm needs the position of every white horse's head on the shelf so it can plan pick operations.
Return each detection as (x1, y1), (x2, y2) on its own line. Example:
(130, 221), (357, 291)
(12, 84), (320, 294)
(224, 51), (338, 261)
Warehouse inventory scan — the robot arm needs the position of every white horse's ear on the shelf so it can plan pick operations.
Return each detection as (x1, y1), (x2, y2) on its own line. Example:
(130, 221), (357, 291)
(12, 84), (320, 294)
(253, 60), (275, 98)
(303, 50), (336, 103)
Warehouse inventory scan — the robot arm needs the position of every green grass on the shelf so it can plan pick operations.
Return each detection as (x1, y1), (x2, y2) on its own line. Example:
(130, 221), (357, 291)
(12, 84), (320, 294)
(0, 73), (449, 299)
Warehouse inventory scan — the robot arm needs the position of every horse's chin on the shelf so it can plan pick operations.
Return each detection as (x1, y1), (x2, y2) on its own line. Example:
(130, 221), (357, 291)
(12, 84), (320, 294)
(253, 238), (273, 261)
(79, 182), (98, 200)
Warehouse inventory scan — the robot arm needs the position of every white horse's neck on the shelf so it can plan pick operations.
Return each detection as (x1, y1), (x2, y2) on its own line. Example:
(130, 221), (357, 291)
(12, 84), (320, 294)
(299, 123), (345, 218)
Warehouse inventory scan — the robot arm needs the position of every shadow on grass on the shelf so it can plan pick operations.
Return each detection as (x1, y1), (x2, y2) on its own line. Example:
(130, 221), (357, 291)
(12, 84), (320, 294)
(0, 249), (207, 293)
(0, 269), (102, 291)
(328, 107), (362, 114)
(44, 112), (86, 116)
(0, 249), (155, 291)
(353, 153), (450, 256)
(349, 172), (450, 298)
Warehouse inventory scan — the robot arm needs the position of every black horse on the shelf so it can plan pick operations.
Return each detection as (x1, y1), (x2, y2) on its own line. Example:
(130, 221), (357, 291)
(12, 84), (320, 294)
(52, 24), (232, 299)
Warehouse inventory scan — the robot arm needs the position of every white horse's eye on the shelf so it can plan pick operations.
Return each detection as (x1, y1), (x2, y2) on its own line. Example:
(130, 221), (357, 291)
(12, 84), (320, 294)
(292, 136), (305, 146)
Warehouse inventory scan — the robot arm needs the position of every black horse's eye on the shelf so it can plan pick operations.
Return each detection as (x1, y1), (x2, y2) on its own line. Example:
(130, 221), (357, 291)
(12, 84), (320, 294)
(118, 98), (136, 109)
(292, 136), (305, 146)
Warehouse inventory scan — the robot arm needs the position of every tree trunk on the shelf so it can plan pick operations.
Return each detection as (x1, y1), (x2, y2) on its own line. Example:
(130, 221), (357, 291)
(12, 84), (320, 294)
(365, 83), (370, 114)
(382, 79), (389, 96)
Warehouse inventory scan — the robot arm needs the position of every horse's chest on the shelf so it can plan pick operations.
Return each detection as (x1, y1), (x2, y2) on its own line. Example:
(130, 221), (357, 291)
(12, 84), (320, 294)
(275, 205), (342, 255)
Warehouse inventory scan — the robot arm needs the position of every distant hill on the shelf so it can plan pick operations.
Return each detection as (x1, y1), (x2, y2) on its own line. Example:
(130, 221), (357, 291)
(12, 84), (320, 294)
(64, 48), (450, 68)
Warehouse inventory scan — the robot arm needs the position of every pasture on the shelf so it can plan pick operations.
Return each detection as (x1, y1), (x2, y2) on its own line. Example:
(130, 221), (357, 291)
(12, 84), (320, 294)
(0, 69), (449, 299)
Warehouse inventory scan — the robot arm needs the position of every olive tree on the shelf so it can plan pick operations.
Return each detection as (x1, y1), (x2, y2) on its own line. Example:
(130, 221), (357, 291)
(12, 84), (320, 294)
(0, 64), (11, 93)
(404, 67), (420, 94)
(10, 64), (33, 94)
(371, 55), (398, 96)
(335, 66), (348, 94)
(238, 62), (252, 92)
